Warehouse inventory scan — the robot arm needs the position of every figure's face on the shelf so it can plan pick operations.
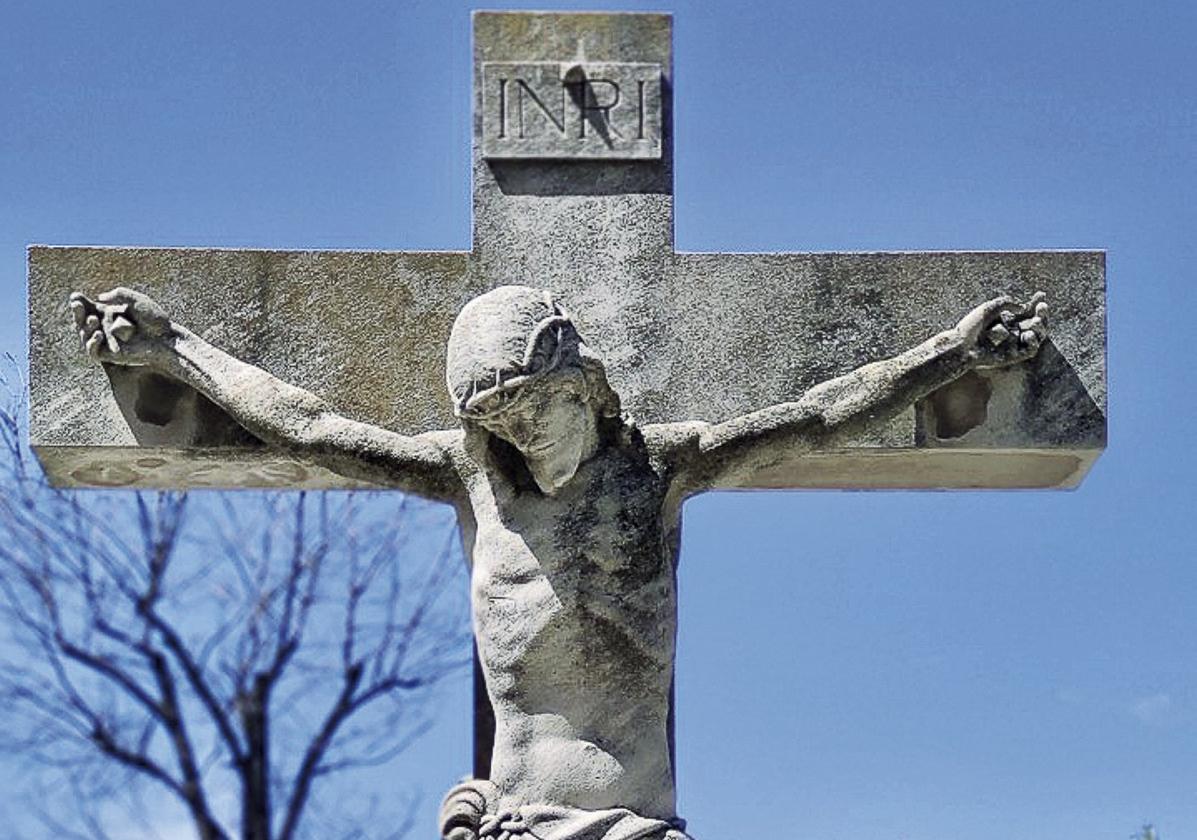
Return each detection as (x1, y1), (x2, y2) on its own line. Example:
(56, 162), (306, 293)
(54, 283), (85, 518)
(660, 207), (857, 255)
(478, 375), (599, 495)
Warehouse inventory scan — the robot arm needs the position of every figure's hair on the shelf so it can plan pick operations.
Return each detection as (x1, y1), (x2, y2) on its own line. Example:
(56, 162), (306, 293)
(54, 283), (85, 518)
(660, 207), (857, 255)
(576, 342), (621, 420)
(445, 285), (620, 423)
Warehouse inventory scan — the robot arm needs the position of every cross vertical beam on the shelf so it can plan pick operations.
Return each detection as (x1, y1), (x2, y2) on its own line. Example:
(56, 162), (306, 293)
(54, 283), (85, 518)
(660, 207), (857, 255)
(26, 8), (1105, 798)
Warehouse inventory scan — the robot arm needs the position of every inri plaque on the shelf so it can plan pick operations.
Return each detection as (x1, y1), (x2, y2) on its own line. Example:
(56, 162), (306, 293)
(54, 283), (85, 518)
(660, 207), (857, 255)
(482, 62), (663, 160)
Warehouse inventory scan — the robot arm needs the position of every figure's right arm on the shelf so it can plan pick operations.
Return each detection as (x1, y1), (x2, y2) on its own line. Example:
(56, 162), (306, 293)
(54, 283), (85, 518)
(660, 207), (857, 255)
(71, 288), (465, 503)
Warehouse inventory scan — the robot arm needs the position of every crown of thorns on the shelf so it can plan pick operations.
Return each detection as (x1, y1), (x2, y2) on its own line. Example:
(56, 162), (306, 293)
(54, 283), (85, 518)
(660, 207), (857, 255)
(453, 308), (577, 420)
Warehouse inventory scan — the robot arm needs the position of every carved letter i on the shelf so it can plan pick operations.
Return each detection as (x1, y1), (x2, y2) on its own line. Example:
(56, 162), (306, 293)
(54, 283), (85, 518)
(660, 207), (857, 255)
(637, 80), (646, 140)
(498, 78), (508, 139)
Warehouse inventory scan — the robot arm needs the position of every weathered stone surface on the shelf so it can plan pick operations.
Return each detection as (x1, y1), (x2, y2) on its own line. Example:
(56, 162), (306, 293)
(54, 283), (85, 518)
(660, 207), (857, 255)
(31, 247), (471, 487)
(30, 246), (1105, 489)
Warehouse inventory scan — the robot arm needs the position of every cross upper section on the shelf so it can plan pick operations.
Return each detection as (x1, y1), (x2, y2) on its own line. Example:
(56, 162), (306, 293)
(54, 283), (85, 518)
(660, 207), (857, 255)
(28, 11), (1105, 490)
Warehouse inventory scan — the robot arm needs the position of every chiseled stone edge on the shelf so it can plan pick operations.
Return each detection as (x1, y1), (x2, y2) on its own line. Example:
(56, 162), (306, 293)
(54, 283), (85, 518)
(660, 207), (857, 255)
(34, 444), (1103, 491)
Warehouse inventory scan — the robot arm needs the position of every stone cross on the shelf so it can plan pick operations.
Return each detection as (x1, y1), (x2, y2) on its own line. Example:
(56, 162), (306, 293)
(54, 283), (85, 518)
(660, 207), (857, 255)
(28, 11), (1106, 838)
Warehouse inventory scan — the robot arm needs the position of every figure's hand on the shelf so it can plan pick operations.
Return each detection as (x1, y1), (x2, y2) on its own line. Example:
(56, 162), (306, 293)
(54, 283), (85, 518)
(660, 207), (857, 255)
(955, 292), (1049, 369)
(69, 287), (176, 367)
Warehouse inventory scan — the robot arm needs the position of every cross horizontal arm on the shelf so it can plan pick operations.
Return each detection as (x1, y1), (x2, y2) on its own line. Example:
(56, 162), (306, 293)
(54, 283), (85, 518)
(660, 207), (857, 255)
(671, 324), (979, 491)
(67, 284), (465, 501)
(162, 325), (464, 502)
(658, 250), (1105, 489)
(29, 246), (479, 489)
(29, 247), (1104, 491)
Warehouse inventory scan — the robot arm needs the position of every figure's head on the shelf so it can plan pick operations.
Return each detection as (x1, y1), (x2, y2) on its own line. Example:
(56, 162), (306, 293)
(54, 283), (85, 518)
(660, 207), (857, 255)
(445, 286), (620, 494)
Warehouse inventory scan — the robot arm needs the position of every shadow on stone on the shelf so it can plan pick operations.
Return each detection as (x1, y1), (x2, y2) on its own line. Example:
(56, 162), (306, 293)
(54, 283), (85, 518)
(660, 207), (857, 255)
(488, 159), (670, 197)
(917, 339), (1106, 448)
(926, 370), (993, 439)
(104, 365), (263, 448)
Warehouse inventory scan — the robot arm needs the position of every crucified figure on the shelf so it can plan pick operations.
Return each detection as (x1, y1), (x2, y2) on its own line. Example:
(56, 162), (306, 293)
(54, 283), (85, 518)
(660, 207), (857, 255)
(70, 284), (1048, 840)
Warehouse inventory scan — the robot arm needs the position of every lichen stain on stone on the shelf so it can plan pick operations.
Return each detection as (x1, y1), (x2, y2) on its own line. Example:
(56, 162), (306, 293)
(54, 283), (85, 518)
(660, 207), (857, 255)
(252, 461), (309, 485)
(70, 463), (141, 487)
(928, 370), (992, 439)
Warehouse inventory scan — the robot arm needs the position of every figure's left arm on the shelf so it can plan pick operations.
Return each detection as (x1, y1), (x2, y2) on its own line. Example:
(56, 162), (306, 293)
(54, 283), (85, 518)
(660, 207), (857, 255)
(656, 293), (1048, 491)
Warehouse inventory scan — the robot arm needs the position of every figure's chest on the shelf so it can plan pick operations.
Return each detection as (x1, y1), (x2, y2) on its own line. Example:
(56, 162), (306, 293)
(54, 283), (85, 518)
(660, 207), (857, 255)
(466, 447), (671, 589)
(464, 448), (679, 670)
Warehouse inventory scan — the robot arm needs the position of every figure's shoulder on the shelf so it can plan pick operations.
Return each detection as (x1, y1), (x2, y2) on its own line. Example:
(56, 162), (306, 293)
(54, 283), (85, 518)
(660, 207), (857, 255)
(640, 420), (706, 461)
(408, 428), (469, 471)
(415, 428), (466, 450)
(424, 427), (492, 483)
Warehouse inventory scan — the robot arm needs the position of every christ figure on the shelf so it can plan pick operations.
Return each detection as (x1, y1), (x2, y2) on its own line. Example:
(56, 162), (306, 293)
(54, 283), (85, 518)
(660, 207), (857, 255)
(70, 283), (1047, 840)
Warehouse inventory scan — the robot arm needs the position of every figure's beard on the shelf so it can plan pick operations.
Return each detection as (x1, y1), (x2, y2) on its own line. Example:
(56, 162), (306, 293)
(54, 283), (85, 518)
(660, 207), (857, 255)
(525, 439), (585, 495)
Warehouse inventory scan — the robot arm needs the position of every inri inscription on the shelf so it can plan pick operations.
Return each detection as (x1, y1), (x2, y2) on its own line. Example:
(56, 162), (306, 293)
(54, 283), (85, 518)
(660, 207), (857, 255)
(482, 62), (662, 159)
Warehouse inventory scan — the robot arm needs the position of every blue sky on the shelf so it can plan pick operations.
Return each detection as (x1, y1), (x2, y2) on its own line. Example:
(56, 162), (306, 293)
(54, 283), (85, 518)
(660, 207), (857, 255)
(1, 1), (1195, 838)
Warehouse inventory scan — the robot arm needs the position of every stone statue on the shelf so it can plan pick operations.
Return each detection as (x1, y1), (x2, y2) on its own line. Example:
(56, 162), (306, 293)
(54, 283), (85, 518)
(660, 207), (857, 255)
(69, 284), (1048, 840)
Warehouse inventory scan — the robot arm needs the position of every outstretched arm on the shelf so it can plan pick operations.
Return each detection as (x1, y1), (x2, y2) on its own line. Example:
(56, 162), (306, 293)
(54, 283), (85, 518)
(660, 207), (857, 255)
(71, 288), (465, 502)
(660, 293), (1049, 491)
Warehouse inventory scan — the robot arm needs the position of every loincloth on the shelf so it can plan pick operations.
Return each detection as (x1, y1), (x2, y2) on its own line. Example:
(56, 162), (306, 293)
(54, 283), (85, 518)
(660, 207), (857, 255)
(440, 780), (691, 840)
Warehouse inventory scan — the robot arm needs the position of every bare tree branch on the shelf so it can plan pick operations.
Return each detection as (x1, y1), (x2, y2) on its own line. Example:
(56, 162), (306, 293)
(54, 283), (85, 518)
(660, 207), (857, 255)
(0, 380), (470, 840)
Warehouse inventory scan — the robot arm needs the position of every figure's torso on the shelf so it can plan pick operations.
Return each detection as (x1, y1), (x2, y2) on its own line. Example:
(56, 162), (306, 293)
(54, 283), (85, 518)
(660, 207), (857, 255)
(455, 428), (683, 819)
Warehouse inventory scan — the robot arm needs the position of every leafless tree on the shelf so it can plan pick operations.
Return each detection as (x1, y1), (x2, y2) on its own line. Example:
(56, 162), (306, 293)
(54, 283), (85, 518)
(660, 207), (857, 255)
(0, 380), (472, 840)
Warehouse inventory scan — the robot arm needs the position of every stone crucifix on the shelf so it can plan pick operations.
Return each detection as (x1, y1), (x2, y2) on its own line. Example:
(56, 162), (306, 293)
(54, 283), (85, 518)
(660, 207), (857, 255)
(29, 11), (1106, 840)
